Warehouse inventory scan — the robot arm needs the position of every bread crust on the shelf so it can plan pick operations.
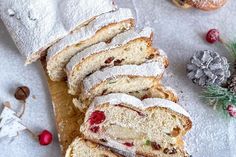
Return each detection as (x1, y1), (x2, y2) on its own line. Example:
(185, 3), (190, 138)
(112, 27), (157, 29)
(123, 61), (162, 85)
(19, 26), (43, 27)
(186, 0), (227, 10)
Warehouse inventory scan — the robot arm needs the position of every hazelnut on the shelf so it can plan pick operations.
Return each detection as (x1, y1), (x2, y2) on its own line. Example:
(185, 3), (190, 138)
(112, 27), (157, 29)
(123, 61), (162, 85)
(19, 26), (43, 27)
(14, 86), (30, 101)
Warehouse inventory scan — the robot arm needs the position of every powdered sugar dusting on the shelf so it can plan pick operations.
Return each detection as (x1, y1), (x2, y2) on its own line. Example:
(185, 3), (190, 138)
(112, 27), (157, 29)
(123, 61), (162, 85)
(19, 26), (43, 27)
(66, 27), (153, 72)
(142, 98), (190, 117)
(83, 61), (165, 93)
(88, 93), (190, 118)
(47, 8), (134, 61)
(0, 0), (116, 64)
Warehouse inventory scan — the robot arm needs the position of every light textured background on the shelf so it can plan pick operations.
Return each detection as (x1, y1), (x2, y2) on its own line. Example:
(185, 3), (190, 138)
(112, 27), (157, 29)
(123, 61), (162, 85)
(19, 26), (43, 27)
(0, 0), (236, 157)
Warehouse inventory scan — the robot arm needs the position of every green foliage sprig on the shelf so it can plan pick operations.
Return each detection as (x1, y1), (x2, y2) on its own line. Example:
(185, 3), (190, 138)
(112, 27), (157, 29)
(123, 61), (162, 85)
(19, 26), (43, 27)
(201, 85), (236, 117)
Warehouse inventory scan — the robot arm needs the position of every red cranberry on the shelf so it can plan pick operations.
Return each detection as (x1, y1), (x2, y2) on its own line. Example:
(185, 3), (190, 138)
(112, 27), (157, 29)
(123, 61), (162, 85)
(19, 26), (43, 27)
(227, 105), (236, 117)
(123, 142), (134, 147)
(206, 29), (220, 44)
(90, 126), (100, 133)
(89, 110), (106, 125)
(38, 130), (53, 145)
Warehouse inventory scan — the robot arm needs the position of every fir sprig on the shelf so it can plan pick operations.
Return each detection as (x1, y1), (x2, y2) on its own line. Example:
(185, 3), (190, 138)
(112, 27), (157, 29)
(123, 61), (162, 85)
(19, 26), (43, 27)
(201, 85), (236, 117)
(224, 41), (236, 59)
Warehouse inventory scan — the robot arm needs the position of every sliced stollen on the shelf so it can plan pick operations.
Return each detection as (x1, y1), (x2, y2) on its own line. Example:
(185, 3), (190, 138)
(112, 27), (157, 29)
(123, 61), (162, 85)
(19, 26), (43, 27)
(47, 8), (134, 81)
(74, 83), (178, 112)
(65, 137), (122, 157)
(80, 93), (192, 157)
(66, 27), (166, 95)
(0, 0), (116, 64)
(129, 85), (178, 102)
(81, 61), (165, 97)
(74, 60), (172, 112)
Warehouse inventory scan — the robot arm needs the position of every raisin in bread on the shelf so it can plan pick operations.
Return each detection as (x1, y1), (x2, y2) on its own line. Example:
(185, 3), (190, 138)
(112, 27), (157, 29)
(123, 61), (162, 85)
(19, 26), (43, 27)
(47, 8), (134, 81)
(66, 27), (164, 95)
(65, 137), (122, 157)
(80, 93), (192, 157)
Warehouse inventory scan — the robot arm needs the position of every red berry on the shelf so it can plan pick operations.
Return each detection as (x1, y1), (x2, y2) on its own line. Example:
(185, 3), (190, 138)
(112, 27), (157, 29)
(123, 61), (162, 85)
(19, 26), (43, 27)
(227, 105), (236, 117)
(123, 142), (134, 147)
(89, 110), (106, 125)
(89, 126), (100, 133)
(206, 29), (220, 44)
(38, 130), (53, 145)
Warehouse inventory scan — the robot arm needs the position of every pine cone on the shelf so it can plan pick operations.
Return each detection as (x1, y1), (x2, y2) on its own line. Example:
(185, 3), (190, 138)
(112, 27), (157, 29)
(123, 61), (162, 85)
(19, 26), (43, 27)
(187, 50), (230, 87)
(227, 73), (236, 93)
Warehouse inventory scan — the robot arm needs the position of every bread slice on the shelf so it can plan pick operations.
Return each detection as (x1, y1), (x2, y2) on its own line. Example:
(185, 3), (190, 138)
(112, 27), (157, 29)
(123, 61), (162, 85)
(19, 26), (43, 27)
(80, 93), (192, 157)
(66, 27), (163, 95)
(65, 137), (122, 157)
(73, 60), (173, 111)
(73, 83), (178, 112)
(46, 8), (134, 81)
(129, 85), (178, 102)
(82, 60), (165, 97)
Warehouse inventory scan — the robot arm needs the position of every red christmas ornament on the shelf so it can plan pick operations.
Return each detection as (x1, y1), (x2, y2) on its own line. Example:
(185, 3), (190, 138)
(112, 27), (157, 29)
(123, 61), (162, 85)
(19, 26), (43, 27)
(206, 29), (220, 44)
(226, 105), (236, 118)
(38, 130), (53, 145)
(89, 110), (106, 125)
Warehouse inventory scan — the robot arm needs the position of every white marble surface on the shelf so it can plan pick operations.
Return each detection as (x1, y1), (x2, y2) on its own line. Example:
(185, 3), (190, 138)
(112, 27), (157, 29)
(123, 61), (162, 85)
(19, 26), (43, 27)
(0, 0), (236, 157)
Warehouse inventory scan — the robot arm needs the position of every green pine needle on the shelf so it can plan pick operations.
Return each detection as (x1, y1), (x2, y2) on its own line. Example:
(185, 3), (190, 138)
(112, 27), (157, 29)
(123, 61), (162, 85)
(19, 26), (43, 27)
(225, 42), (236, 59)
(201, 85), (236, 117)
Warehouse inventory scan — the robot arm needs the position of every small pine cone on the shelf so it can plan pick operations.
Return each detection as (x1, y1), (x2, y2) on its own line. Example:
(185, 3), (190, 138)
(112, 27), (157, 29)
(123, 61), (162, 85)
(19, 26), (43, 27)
(187, 50), (230, 87)
(227, 73), (236, 93)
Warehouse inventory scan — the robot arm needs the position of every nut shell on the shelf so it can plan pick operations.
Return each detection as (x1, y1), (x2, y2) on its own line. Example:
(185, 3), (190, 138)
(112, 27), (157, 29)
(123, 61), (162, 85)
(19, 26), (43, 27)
(14, 86), (30, 101)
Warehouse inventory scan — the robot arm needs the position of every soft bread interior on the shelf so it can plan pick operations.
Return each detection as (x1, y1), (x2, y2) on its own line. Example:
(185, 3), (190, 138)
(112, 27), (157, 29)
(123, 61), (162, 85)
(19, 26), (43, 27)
(129, 85), (178, 102)
(74, 83), (178, 112)
(47, 19), (134, 81)
(65, 137), (120, 157)
(83, 76), (160, 99)
(67, 38), (158, 95)
(81, 99), (191, 156)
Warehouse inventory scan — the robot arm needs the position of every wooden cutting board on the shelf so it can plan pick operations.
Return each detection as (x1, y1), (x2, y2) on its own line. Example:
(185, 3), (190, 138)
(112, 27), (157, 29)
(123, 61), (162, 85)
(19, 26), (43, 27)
(41, 59), (84, 155)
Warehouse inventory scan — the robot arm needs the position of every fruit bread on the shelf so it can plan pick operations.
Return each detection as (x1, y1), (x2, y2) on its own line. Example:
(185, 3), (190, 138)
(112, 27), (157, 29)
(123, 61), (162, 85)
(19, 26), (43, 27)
(0, 0), (116, 64)
(65, 137), (122, 157)
(80, 93), (192, 157)
(47, 8), (134, 81)
(66, 27), (165, 95)
(73, 83), (179, 112)
(172, 0), (227, 10)
(73, 60), (172, 112)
